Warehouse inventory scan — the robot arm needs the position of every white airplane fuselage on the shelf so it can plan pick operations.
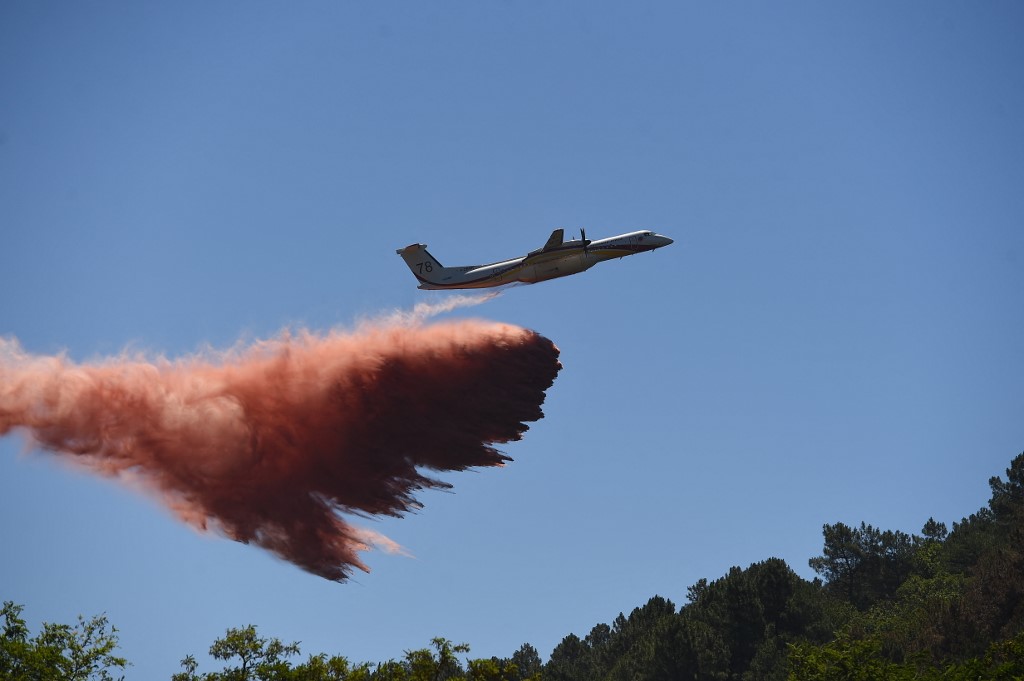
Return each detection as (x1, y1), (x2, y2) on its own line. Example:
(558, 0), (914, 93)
(397, 230), (673, 290)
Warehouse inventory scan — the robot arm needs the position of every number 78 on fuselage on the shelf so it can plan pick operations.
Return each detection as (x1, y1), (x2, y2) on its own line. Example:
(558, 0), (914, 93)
(396, 228), (673, 290)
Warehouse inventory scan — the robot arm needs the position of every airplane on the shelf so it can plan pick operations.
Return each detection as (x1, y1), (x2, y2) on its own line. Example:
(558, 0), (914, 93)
(396, 228), (673, 290)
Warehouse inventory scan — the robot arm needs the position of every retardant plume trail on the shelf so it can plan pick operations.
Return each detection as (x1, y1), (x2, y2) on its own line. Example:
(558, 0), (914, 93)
(0, 319), (560, 581)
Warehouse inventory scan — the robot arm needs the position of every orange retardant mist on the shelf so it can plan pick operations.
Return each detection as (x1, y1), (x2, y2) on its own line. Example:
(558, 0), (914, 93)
(0, 320), (560, 581)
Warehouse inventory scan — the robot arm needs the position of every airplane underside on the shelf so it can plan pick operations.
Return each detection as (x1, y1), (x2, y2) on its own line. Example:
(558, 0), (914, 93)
(517, 253), (595, 284)
(399, 230), (673, 290)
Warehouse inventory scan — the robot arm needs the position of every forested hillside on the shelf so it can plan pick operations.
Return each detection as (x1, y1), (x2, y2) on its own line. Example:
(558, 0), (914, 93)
(540, 451), (1024, 680)
(4, 453), (1023, 680)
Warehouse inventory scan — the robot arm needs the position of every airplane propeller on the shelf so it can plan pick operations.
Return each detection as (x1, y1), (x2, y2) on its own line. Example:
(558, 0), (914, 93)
(580, 227), (590, 253)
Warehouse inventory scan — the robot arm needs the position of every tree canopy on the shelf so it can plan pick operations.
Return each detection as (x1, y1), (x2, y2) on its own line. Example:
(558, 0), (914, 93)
(1, 601), (128, 681)
(6, 451), (1024, 680)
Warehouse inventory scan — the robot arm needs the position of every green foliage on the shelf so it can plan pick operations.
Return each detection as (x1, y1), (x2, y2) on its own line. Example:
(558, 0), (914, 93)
(545, 632), (589, 681)
(8, 452), (1024, 681)
(292, 653), (373, 681)
(789, 451), (1024, 676)
(0, 601), (128, 681)
(545, 603), (684, 681)
(540, 561), (844, 680)
(171, 624), (306, 681)
(808, 522), (916, 611)
(505, 643), (543, 680)
(681, 558), (845, 681)
(171, 630), (521, 681)
(402, 637), (468, 681)
(958, 454), (1024, 643)
(787, 630), (1024, 681)
(538, 452), (1024, 680)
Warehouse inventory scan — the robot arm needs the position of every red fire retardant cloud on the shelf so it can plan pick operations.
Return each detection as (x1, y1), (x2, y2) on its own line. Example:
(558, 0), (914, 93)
(0, 321), (561, 581)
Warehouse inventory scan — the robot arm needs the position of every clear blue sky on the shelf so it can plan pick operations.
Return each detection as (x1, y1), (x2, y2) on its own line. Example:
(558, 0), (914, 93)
(2, 2), (1023, 677)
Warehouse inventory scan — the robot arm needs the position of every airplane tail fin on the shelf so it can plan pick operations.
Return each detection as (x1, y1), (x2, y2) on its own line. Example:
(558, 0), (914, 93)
(396, 244), (451, 289)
